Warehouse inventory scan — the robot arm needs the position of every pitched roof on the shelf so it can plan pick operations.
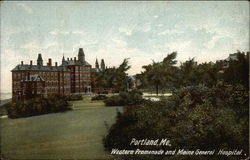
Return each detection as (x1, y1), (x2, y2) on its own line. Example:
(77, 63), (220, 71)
(57, 65), (70, 71)
(11, 65), (70, 72)
(63, 60), (91, 66)
(25, 74), (45, 82)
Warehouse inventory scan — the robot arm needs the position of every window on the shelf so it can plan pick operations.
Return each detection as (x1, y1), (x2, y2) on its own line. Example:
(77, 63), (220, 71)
(17, 73), (20, 79)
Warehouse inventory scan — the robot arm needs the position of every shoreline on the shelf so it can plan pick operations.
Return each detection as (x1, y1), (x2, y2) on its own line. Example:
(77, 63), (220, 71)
(0, 98), (11, 107)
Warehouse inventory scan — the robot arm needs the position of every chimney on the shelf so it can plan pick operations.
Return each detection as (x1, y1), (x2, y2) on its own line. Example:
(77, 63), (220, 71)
(30, 60), (33, 66)
(21, 61), (23, 66)
(55, 62), (58, 67)
(48, 58), (52, 66)
(74, 57), (76, 61)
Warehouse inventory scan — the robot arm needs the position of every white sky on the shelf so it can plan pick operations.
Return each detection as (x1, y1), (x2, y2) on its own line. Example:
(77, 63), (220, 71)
(0, 1), (249, 92)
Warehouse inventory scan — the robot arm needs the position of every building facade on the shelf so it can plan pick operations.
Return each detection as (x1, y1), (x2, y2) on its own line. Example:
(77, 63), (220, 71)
(11, 48), (103, 101)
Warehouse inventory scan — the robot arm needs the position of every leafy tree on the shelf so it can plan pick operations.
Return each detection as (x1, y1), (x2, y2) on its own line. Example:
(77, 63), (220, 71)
(196, 62), (220, 87)
(178, 58), (198, 86)
(143, 62), (165, 95)
(178, 59), (221, 87)
(142, 52), (178, 95)
(135, 72), (148, 89)
(222, 51), (249, 88)
(95, 58), (131, 91)
(104, 83), (249, 160)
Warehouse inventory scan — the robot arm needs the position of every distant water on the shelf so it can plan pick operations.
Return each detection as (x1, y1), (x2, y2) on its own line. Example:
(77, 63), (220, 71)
(0, 93), (12, 101)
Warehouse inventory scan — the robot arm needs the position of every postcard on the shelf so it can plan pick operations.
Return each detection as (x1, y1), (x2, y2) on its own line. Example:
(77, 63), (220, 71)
(0, 1), (249, 160)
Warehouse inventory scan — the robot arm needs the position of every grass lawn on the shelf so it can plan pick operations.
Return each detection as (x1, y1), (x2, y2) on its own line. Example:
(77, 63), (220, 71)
(69, 96), (106, 109)
(0, 96), (122, 159)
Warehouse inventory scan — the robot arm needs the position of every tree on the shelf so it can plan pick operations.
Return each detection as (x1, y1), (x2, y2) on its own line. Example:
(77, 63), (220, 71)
(143, 62), (165, 95)
(222, 51), (249, 88)
(104, 83), (249, 160)
(135, 72), (148, 89)
(95, 58), (131, 91)
(178, 58), (198, 86)
(142, 52), (178, 95)
(196, 62), (219, 87)
(178, 59), (222, 87)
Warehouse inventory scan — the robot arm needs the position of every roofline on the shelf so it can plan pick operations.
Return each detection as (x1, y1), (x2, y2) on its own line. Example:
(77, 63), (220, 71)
(11, 70), (70, 72)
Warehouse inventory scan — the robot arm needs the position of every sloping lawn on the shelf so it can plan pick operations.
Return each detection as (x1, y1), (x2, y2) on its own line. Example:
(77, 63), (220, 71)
(0, 96), (121, 159)
(70, 96), (106, 109)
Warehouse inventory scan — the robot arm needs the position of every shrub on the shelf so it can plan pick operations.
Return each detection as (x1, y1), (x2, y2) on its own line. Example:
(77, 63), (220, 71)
(0, 102), (10, 115)
(103, 83), (249, 160)
(91, 95), (108, 101)
(104, 89), (143, 106)
(104, 95), (124, 106)
(6, 96), (71, 119)
(65, 94), (83, 101)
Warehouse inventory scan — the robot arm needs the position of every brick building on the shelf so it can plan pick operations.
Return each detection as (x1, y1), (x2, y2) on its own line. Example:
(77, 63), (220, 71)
(11, 48), (103, 101)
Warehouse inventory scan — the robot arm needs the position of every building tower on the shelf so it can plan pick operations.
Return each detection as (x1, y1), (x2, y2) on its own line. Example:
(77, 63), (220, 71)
(95, 58), (99, 69)
(78, 48), (85, 64)
(101, 59), (105, 70)
(37, 53), (43, 66)
(62, 55), (67, 65)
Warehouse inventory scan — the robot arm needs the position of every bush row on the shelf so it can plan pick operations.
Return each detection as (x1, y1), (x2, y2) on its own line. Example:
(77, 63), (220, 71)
(6, 95), (72, 118)
(91, 95), (108, 101)
(104, 89), (144, 106)
(65, 94), (83, 101)
(104, 82), (249, 160)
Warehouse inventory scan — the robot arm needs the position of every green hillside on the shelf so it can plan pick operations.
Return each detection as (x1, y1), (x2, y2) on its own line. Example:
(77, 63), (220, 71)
(1, 96), (121, 159)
